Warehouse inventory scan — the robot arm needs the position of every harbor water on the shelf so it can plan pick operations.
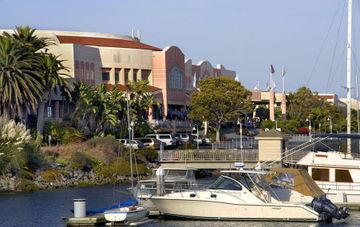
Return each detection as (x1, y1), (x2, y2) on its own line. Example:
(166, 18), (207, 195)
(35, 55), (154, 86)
(0, 184), (359, 226)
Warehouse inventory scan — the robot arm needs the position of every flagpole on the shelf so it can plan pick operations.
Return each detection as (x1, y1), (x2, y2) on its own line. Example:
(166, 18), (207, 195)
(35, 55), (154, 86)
(282, 65), (285, 93)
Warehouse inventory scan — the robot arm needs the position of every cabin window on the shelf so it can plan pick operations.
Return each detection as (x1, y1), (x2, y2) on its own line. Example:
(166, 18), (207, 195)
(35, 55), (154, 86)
(312, 168), (329, 181)
(335, 169), (353, 183)
(209, 176), (242, 191)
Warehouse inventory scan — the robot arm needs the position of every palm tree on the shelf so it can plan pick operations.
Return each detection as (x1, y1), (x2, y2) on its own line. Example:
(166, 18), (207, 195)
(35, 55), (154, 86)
(0, 35), (44, 118)
(36, 53), (70, 134)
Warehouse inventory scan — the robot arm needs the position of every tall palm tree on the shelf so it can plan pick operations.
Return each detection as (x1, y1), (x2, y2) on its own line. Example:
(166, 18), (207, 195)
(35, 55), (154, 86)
(36, 53), (70, 134)
(0, 35), (44, 118)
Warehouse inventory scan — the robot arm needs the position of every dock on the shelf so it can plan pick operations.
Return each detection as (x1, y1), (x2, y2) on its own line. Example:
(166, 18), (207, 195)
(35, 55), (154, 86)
(66, 215), (155, 226)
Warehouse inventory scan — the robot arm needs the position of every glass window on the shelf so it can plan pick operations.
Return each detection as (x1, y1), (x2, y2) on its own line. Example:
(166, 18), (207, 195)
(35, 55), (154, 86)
(159, 135), (170, 139)
(335, 169), (353, 183)
(169, 64), (183, 89)
(142, 70), (151, 81)
(102, 71), (110, 81)
(209, 176), (242, 191)
(124, 69), (130, 84)
(115, 69), (120, 82)
(312, 168), (329, 181)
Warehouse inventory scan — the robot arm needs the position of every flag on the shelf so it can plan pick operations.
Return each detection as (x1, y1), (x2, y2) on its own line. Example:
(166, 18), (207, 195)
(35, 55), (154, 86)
(193, 72), (197, 88)
(281, 65), (286, 77)
(270, 64), (275, 74)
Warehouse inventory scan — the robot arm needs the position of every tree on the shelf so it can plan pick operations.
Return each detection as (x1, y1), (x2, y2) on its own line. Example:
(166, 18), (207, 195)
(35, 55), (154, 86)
(72, 83), (124, 136)
(189, 77), (252, 142)
(36, 53), (70, 134)
(287, 87), (346, 133)
(0, 35), (44, 118)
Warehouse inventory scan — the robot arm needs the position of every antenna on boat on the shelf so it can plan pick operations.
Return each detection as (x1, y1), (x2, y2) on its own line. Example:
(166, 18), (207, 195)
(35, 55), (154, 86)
(346, 0), (353, 154)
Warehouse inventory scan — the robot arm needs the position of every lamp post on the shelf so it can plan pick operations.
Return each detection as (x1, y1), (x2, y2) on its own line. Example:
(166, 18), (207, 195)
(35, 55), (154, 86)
(306, 118), (312, 141)
(327, 117), (333, 134)
(237, 118), (243, 151)
(193, 125), (199, 150)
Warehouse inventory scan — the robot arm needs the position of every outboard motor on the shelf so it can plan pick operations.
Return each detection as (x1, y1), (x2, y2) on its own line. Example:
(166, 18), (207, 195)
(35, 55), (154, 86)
(311, 196), (350, 223)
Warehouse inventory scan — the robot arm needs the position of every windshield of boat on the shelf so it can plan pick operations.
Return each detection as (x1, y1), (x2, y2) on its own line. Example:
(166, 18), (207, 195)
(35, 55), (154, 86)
(208, 176), (242, 191)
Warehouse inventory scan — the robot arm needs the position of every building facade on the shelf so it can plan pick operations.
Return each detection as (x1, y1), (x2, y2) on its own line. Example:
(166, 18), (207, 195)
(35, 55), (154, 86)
(0, 29), (236, 121)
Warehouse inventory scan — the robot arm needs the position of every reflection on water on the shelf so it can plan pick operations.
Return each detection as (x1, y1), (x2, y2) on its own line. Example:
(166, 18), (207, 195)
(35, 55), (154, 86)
(0, 184), (359, 226)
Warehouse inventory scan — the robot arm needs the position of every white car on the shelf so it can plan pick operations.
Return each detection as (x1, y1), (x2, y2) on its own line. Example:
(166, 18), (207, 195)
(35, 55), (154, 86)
(145, 134), (176, 147)
(118, 139), (144, 150)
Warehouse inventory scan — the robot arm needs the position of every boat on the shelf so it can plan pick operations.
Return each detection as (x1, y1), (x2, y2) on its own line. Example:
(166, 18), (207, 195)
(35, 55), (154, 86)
(150, 168), (349, 223)
(133, 167), (198, 215)
(297, 150), (360, 203)
(104, 206), (148, 222)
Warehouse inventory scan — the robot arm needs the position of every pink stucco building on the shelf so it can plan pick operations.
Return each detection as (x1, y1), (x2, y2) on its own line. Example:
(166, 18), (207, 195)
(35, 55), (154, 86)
(0, 29), (236, 120)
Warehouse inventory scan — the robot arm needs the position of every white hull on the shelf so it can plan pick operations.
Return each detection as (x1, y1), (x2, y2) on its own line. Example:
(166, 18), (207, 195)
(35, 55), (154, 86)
(104, 206), (148, 222)
(151, 196), (319, 221)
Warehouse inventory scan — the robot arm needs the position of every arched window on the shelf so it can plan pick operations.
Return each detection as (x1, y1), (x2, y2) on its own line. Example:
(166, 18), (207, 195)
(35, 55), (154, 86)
(85, 62), (90, 82)
(80, 61), (85, 81)
(75, 61), (79, 81)
(90, 63), (95, 84)
(169, 64), (183, 89)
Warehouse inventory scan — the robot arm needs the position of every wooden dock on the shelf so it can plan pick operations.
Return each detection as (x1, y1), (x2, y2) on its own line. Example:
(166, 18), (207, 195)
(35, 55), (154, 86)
(66, 214), (107, 226)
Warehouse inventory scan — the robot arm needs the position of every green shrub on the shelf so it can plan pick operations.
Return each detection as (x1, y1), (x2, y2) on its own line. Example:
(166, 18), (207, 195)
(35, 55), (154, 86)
(135, 147), (158, 163)
(95, 157), (147, 178)
(16, 178), (39, 191)
(43, 121), (85, 145)
(260, 120), (275, 130)
(177, 142), (197, 150)
(69, 151), (98, 171)
(41, 169), (63, 182)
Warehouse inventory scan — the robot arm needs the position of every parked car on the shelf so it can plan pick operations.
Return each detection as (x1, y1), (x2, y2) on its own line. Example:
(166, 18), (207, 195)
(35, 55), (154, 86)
(174, 133), (190, 143)
(118, 139), (144, 150)
(137, 137), (162, 149)
(145, 134), (176, 147)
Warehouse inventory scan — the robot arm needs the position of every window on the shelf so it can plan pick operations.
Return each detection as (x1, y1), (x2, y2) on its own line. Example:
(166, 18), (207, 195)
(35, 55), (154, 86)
(312, 168), (329, 181)
(90, 63), (95, 84)
(159, 135), (170, 139)
(102, 69), (110, 81)
(115, 69), (120, 83)
(209, 176), (242, 191)
(124, 69), (130, 84)
(142, 70), (151, 81)
(335, 169), (353, 183)
(168, 64), (183, 89)
(85, 62), (89, 81)
(133, 69), (139, 81)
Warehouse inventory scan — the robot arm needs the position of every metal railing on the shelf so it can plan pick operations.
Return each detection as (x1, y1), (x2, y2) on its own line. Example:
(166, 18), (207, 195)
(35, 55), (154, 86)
(149, 120), (192, 129)
(211, 137), (257, 150)
(159, 149), (258, 162)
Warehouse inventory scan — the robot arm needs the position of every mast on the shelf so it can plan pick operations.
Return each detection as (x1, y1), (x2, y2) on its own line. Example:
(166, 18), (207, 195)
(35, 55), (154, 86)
(346, 0), (353, 154)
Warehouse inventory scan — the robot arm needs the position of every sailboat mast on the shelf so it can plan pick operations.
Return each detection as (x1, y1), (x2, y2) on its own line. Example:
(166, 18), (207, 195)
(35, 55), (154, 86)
(346, 0), (353, 154)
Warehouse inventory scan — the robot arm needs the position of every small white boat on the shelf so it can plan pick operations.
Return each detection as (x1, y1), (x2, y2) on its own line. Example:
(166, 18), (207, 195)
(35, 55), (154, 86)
(104, 206), (148, 222)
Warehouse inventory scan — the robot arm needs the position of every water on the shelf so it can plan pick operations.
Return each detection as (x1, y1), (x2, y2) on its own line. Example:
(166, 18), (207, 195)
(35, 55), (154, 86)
(0, 184), (359, 226)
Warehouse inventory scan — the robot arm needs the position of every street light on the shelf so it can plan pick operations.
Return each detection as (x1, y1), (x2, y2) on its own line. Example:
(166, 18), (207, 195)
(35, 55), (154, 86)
(192, 124), (199, 150)
(306, 118), (312, 141)
(237, 118), (243, 151)
(327, 117), (333, 134)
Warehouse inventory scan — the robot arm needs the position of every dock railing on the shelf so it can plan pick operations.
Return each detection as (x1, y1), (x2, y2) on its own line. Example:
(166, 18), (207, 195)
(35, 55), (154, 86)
(159, 149), (258, 162)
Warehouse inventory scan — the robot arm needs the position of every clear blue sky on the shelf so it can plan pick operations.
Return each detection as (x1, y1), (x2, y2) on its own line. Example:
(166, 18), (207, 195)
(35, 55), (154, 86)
(1, 0), (360, 97)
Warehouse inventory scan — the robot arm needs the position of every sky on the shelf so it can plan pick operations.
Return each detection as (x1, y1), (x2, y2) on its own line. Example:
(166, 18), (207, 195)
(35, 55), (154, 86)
(1, 0), (360, 97)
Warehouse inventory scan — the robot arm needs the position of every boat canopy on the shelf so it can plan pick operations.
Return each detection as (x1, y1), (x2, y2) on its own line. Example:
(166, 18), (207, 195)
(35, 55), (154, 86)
(266, 168), (325, 198)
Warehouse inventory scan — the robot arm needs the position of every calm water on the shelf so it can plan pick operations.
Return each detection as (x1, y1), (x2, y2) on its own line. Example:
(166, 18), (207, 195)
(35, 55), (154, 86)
(0, 184), (359, 227)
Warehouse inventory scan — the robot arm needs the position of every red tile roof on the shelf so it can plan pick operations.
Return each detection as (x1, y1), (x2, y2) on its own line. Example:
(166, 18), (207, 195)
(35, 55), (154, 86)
(57, 35), (162, 51)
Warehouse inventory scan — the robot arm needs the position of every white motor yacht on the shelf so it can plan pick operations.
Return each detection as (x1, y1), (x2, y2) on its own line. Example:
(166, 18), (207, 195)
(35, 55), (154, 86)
(297, 151), (360, 203)
(150, 168), (349, 223)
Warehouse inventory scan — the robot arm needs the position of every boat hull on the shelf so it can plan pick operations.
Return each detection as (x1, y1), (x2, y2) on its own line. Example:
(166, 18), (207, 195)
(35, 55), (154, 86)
(151, 197), (319, 222)
(104, 207), (148, 222)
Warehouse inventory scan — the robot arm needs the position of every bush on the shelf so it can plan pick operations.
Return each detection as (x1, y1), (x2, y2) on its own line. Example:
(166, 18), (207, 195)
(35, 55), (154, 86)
(95, 157), (147, 178)
(69, 151), (98, 171)
(41, 169), (63, 182)
(16, 178), (39, 191)
(260, 120), (275, 130)
(43, 121), (85, 145)
(135, 147), (158, 163)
